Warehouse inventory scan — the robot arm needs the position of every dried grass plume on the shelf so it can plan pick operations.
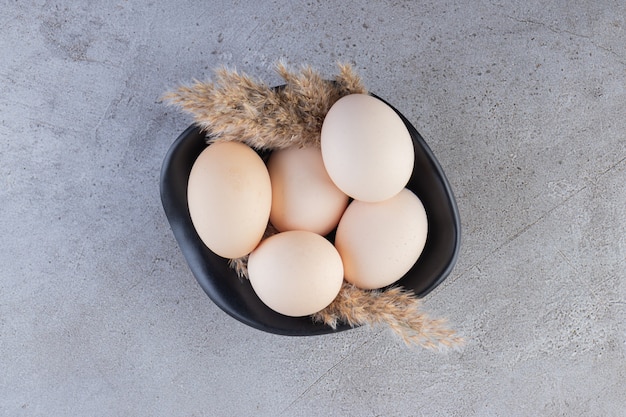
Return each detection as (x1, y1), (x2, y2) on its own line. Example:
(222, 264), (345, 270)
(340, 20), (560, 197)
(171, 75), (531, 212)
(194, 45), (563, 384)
(313, 283), (464, 350)
(163, 62), (367, 149)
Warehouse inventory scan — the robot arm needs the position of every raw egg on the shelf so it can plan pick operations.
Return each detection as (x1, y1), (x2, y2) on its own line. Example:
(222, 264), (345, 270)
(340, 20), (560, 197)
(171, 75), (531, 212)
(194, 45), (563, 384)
(247, 230), (344, 317)
(334, 188), (428, 290)
(321, 94), (414, 203)
(187, 141), (272, 259)
(267, 146), (349, 235)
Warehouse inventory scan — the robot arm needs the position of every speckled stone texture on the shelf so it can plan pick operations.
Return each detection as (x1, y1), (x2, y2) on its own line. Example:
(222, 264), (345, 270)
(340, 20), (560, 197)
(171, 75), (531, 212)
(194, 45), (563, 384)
(1, 1), (624, 416)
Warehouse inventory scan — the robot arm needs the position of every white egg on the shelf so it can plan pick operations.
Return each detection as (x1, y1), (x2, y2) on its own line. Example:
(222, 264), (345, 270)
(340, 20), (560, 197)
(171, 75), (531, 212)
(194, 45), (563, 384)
(321, 94), (414, 203)
(334, 188), (428, 290)
(267, 146), (349, 235)
(187, 141), (272, 259)
(248, 230), (344, 317)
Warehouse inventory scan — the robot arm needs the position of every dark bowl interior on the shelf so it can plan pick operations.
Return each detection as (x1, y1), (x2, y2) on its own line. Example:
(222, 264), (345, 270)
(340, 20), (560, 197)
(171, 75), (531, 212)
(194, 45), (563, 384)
(160, 93), (461, 336)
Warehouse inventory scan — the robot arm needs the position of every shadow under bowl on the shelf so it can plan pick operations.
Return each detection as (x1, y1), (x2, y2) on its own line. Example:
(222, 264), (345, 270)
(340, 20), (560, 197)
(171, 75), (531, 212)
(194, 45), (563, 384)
(160, 93), (461, 336)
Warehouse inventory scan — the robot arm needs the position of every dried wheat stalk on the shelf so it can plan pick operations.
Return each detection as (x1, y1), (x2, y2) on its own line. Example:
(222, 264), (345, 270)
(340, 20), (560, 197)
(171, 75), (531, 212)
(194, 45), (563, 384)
(165, 62), (463, 350)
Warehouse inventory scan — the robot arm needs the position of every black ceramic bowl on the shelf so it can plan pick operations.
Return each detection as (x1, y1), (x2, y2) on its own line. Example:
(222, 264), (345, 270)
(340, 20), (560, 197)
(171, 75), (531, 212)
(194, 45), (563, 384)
(160, 93), (461, 336)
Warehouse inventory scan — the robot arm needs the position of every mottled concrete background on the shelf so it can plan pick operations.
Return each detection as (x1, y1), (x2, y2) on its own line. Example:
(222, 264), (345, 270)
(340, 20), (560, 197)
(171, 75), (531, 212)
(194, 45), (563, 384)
(1, 1), (625, 416)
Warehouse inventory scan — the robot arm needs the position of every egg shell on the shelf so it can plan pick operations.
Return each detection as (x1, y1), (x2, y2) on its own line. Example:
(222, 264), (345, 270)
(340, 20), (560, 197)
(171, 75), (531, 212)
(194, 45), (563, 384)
(267, 146), (349, 235)
(321, 94), (414, 203)
(187, 141), (272, 259)
(247, 230), (344, 317)
(334, 188), (428, 290)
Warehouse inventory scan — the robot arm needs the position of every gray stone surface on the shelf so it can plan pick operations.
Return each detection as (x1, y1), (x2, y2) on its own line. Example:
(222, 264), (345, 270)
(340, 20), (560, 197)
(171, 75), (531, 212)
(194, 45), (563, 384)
(1, 1), (625, 416)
